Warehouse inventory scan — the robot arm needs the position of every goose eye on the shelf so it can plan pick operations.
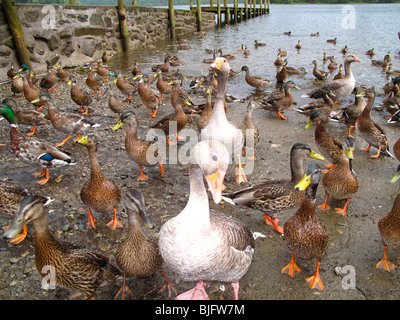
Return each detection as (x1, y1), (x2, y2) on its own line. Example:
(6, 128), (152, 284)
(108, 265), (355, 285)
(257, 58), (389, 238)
(212, 154), (218, 162)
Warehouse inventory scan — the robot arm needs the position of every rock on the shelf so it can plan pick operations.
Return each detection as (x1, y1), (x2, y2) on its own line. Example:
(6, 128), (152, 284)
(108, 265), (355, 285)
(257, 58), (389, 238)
(60, 41), (74, 57)
(90, 13), (105, 27)
(77, 14), (89, 22)
(47, 35), (61, 51)
(79, 38), (96, 57)
(74, 27), (107, 37)
(45, 53), (60, 66)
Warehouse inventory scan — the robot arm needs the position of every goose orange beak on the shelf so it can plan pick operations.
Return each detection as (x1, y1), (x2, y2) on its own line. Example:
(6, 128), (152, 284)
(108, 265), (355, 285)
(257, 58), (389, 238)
(206, 169), (226, 204)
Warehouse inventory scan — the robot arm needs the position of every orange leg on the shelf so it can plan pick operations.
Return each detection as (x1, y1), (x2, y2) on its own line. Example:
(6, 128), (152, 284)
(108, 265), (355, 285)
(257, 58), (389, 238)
(360, 144), (371, 153)
(97, 90), (102, 97)
(166, 136), (176, 145)
(2, 225), (28, 244)
(106, 207), (123, 229)
(318, 194), (331, 211)
(114, 272), (134, 300)
(150, 109), (158, 118)
(159, 157), (165, 177)
(322, 163), (335, 173)
(235, 154), (247, 184)
(137, 165), (149, 181)
(189, 111), (194, 123)
(56, 135), (72, 147)
(376, 245), (397, 272)
(158, 270), (178, 298)
(81, 106), (89, 115)
(281, 251), (302, 277)
(26, 125), (37, 136)
(87, 207), (97, 229)
(305, 260), (324, 291)
(175, 133), (185, 140)
(335, 199), (350, 216)
(34, 168), (50, 185)
(262, 214), (284, 234)
(370, 145), (382, 159)
(276, 111), (288, 120)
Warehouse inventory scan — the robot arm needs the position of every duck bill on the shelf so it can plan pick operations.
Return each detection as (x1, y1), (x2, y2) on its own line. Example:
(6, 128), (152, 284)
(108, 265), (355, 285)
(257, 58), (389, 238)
(346, 147), (354, 160)
(112, 120), (124, 131)
(210, 58), (222, 71)
(309, 150), (325, 160)
(136, 209), (154, 229)
(390, 171), (400, 183)
(30, 97), (41, 104)
(3, 210), (27, 240)
(304, 120), (314, 130)
(206, 169), (226, 204)
(294, 173), (311, 191)
(76, 135), (89, 145)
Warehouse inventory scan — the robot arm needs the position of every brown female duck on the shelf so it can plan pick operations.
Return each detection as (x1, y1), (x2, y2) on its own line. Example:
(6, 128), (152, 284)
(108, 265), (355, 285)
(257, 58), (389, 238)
(356, 87), (393, 158)
(261, 80), (300, 120)
(131, 62), (141, 77)
(196, 87), (213, 131)
(96, 59), (110, 81)
(21, 72), (40, 105)
(104, 90), (131, 121)
(68, 77), (93, 115)
(304, 109), (343, 172)
(3, 194), (120, 299)
(294, 86), (335, 117)
(2, 97), (50, 136)
(276, 59), (288, 84)
(240, 65), (270, 90)
(376, 184), (400, 272)
(282, 164), (328, 291)
(311, 60), (330, 81)
(10, 74), (23, 96)
(318, 137), (358, 216)
(39, 65), (57, 92)
(115, 189), (177, 299)
(137, 75), (162, 118)
(113, 111), (165, 181)
(86, 66), (103, 96)
(32, 94), (100, 147)
(7, 63), (18, 79)
(77, 134), (122, 230)
(223, 143), (324, 234)
(55, 63), (68, 82)
(151, 57), (170, 73)
(334, 64), (345, 80)
(114, 72), (137, 101)
(154, 68), (173, 99)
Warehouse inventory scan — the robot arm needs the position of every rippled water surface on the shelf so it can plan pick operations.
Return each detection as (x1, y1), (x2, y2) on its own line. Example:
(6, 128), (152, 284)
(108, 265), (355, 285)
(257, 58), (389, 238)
(111, 3), (400, 102)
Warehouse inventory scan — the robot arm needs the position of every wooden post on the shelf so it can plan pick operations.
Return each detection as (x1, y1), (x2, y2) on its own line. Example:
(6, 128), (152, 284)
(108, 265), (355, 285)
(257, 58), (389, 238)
(168, 0), (176, 40)
(217, 0), (221, 27)
(234, 0), (238, 23)
(196, 0), (202, 32)
(131, 0), (136, 6)
(267, 0), (270, 13)
(244, 0), (248, 20)
(69, 0), (76, 5)
(226, 7), (230, 24)
(210, 0), (213, 7)
(117, 0), (130, 51)
(2, 0), (31, 70)
(190, 0), (193, 10)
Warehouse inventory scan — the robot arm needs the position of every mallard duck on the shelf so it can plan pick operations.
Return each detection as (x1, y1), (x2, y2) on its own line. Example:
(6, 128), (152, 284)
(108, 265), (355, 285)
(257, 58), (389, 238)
(96, 59), (110, 81)
(137, 75), (162, 118)
(304, 55), (361, 103)
(196, 87), (213, 131)
(326, 37), (337, 44)
(276, 60), (288, 84)
(284, 31), (292, 36)
(341, 45), (349, 55)
(383, 77), (399, 97)
(169, 55), (185, 67)
(55, 63), (68, 82)
(384, 91), (400, 120)
(10, 74), (23, 96)
(366, 48), (375, 57)
(311, 60), (330, 81)
(131, 62), (142, 77)
(277, 48), (288, 57)
(32, 94), (100, 147)
(386, 64), (400, 76)
(371, 55), (390, 68)
(217, 48), (235, 60)
(154, 68), (173, 99)
(104, 90), (131, 121)
(39, 65), (57, 93)
(304, 109), (343, 172)
(334, 64), (344, 80)
(323, 53), (335, 63)
(3, 194), (120, 299)
(329, 85), (367, 137)
(282, 164), (328, 291)
(77, 134), (122, 230)
(21, 72), (40, 105)
(240, 65), (270, 90)
(177, 44), (191, 50)
(254, 40), (266, 48)
(114, 189), (177, 300)
(274, 54), (284, 67)
(311, 32), (320, 37)
(151, 57), (170, 73)
(0, 104), (74, 185)
(68, 77), (93, 115)
(200, 57), (247, 184)
(295, 40), (302, 51)
(102, 51), (113, 64)
(261, 80), (300, 120)
(294, 86), (335, 117)
(327, 59), (339, 71)
(2, 96), (50, 136)
(376, 184), (400, 272)
(286, 66), (307, 76)
(7, 63), (18, 79)
(318, 137), (358, 216)
(113, 111), (164, 181)
(239, 99), (259, 160)
(222, 143), (324, 234)
(114, 72), (137, 101)
(86, 66), (103, 96)
(356, 87), (393, 158)
(151, 89), (188, 145)
(159, 140), (254, 300)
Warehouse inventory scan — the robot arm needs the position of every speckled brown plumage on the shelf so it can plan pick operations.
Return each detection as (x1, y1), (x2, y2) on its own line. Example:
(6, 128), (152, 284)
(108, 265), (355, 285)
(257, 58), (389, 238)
(115, 73), (137, 100)
(39, 66), (57, 92)
(86, 67), (102, 96)
(0, 179), (28, 219)
(69, 78), (92, 114)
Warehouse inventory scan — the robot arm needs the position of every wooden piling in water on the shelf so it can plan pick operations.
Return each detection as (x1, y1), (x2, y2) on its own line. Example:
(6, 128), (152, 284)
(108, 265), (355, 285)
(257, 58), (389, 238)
(117, 0), (130, 51)
(196, 0), (202, 32)
(2, 0), (32, 70)
(168, 0), (176, 40)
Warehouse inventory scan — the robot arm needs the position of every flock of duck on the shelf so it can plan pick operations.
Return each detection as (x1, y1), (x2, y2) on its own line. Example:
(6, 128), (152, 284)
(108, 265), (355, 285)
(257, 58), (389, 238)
(1, 29), (400, 300)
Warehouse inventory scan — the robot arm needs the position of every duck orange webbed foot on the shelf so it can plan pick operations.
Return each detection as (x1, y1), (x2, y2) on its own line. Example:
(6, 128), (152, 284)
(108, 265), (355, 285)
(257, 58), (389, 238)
(281, 252), (302, 277)
(106, 208), (123, 229)
(305, 261), (324, 291)
(263, 214), (284, 234)
(376, 245), (397, 272)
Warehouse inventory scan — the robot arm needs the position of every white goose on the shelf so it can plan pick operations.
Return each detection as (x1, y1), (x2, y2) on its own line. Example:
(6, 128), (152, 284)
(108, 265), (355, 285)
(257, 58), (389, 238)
(159, 140), (254, 300)
(200, 57), (247, 184)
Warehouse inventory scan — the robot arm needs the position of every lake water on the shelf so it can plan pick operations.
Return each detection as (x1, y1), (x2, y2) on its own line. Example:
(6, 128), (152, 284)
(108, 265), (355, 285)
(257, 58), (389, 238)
(111, 3), (400, 103)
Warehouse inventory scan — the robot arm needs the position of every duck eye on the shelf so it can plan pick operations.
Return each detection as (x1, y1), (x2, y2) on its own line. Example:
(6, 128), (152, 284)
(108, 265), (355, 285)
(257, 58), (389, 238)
(212, 154), (218, 161)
